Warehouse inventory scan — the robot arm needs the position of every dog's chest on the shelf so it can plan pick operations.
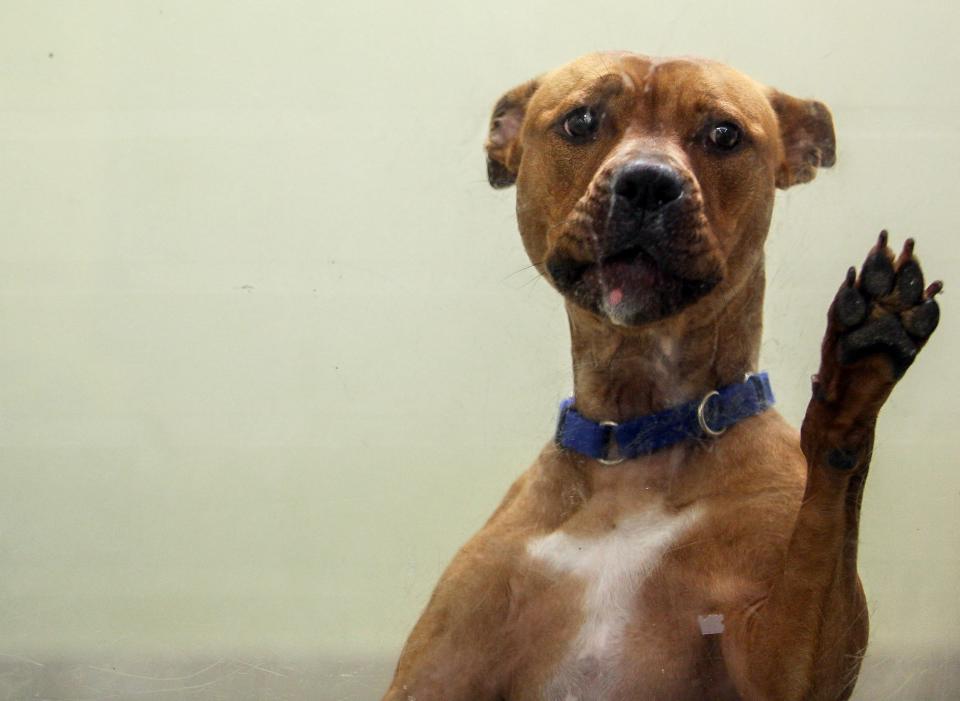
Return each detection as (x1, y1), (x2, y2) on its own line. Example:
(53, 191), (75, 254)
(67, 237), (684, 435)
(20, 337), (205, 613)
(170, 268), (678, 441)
(525, 503), (706, 700)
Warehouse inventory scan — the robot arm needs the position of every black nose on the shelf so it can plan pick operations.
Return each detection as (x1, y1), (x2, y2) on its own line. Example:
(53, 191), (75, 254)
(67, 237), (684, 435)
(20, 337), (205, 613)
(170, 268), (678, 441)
(613, 162), (685, 213)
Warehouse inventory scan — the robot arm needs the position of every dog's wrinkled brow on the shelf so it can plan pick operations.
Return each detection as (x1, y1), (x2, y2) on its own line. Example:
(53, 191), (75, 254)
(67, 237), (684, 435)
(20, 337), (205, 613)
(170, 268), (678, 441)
(540, 73), (629, 123)
(689, 96), (765, 140)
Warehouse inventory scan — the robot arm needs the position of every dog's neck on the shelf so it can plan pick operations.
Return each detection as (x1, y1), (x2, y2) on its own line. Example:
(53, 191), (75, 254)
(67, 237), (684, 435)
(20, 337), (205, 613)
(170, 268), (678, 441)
(566, 263), (765, 423)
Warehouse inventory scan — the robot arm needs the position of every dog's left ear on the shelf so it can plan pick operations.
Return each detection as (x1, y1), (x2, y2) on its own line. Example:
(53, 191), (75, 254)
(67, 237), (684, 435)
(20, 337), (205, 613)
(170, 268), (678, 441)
(485, 78), (540, 188)
(767, 89), (836, 189)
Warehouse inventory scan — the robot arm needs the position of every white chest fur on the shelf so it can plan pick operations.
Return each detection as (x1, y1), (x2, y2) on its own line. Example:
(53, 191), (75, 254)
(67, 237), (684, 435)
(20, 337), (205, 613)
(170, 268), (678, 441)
(526, 503), (703, 700)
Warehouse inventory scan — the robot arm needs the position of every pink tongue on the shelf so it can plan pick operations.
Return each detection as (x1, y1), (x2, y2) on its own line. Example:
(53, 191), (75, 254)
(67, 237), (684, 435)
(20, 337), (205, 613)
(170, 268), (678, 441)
(608, 288), (624, 306)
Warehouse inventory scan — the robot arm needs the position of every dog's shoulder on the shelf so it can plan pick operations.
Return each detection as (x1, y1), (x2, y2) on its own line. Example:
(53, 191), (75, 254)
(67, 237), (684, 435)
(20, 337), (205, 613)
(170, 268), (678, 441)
(709, 409), (806, 493)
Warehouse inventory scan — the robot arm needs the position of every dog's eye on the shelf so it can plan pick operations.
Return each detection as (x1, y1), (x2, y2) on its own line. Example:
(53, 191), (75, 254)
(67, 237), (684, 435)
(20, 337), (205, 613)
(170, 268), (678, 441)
(706, 122), (742, 151)
(561, 106), (601, 143)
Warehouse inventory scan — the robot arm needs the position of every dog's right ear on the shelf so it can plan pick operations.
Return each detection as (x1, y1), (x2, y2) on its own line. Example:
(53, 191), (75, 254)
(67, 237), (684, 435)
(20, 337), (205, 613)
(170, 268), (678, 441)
(485, 78), (540, 188)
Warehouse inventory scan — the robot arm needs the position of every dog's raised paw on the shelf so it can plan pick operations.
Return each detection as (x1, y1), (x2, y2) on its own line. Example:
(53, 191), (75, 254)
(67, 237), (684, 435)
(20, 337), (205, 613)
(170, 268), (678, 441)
(832, 231), (941, 378)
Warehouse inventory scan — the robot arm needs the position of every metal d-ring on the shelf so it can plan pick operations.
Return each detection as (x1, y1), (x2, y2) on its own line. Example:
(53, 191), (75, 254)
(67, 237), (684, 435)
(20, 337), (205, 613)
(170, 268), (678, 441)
(597, 420), (625, 465)
(697, 390), (726, 438)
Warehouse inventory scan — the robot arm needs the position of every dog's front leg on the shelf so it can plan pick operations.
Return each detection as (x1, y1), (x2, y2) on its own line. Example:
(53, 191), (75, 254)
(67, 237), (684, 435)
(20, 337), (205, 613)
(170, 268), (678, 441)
(383, 618), (504, 701)
(381, 534), (519, 701)
(722, 233), (941, 701)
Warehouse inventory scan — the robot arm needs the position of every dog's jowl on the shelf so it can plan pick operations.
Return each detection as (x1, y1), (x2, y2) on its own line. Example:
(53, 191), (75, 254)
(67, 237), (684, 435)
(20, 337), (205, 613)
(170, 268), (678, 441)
(383, 52), (941, 701)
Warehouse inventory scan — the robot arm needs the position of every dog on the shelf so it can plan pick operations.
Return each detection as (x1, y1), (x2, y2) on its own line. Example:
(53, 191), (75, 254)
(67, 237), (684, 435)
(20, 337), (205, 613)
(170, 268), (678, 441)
(382, 52), (941, 701)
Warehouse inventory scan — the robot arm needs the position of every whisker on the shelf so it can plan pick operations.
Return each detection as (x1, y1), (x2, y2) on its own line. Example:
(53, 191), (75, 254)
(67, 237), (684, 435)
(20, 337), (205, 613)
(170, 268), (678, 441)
(501, 260), (545, 281)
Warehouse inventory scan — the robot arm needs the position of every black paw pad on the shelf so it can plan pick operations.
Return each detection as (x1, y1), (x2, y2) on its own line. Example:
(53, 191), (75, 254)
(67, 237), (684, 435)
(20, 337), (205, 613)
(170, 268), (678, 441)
(839, 314), (917, 377)
(896, 259), (925, 306)
(835, 285), (868, 329)
(902, 299), (940, 340)
(861, 248), (895, 297)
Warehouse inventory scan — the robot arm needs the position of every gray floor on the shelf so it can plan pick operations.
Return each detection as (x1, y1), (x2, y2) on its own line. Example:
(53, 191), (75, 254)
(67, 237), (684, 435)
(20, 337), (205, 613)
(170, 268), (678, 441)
(1, 648), (957, 700)
(0, 654), (392, 701)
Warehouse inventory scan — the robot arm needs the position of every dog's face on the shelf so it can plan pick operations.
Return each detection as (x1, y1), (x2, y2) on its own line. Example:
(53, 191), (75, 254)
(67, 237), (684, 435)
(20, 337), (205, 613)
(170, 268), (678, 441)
(486, 53), (835, 326)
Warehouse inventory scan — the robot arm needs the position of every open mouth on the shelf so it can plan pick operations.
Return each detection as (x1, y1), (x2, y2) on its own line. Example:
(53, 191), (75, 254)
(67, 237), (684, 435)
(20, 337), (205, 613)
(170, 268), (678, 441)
(548, 243), (718, 325)
(548, 245), (659, 291)
(592, 246), (664, 298)
(584, 246), (671, 316)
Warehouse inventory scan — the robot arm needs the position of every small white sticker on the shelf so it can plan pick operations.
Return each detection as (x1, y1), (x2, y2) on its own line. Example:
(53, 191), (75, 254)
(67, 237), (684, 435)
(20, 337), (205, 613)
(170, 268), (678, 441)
(698, 613), (725, 635)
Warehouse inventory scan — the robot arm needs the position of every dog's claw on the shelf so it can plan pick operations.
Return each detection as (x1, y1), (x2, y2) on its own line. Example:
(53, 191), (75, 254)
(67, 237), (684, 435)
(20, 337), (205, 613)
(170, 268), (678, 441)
(895, 238), (916, 274)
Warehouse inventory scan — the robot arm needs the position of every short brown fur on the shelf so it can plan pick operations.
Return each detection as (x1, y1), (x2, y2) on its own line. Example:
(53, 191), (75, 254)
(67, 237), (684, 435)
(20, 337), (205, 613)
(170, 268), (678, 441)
(383, 52), (941, 701)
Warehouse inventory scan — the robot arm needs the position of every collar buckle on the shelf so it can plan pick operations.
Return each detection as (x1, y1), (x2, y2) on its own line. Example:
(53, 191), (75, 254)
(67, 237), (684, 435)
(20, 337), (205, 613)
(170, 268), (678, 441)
(597, 420), (625, 465)
(696, 390), (726, 438)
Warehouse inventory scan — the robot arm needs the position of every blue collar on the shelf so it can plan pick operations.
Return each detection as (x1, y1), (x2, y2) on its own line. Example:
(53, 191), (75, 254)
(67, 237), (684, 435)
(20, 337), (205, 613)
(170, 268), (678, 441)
(555, 372), (775, 464)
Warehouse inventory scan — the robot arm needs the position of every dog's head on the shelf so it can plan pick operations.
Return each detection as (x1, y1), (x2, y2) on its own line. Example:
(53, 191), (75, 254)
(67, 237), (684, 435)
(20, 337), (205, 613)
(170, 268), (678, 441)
(486, 52), (835, 326)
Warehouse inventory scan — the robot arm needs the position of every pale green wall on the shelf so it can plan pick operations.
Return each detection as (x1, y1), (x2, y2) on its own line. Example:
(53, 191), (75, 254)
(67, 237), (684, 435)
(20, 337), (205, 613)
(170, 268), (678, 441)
(1, 0), (958, 695)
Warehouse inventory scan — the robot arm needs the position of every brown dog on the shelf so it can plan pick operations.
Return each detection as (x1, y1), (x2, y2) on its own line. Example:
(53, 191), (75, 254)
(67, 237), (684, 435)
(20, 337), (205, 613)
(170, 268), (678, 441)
(383, 52), (941, 701)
